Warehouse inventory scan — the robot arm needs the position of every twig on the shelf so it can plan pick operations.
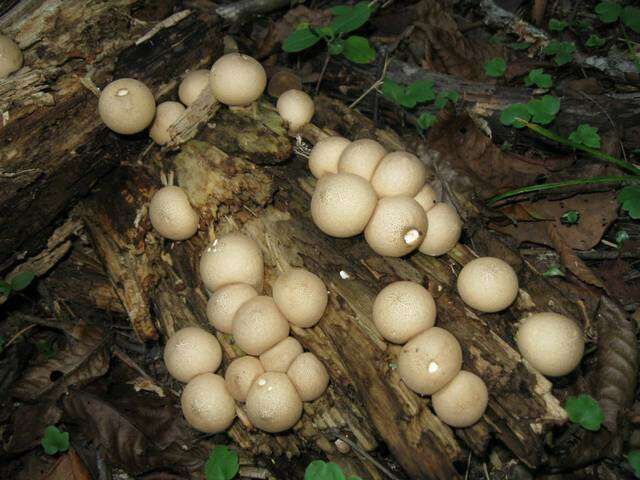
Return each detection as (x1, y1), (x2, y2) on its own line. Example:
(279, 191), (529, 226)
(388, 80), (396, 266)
(315, 53), (331, 95)
(334, 434), (402, 480)
(135, 10), (191, 45)
(5, 323), (37, 348)
(531, 0), (547, 26)
(349, 54), (390, 110)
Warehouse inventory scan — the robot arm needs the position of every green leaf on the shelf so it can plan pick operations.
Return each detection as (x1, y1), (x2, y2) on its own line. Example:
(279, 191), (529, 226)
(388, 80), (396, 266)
(0, 336), (5, 353)
(543, 265), (564, 277)
(622, 6), (640, 33)
(489, 35), (504, 44)
(564, 394), (604, 431)
(0, 280), (11, 296)
(342, 35), (375, 63)
(205, 445), (239, 480)
(484, 57), (507, 77)
(524, 68), (553, 89)
(328, 39), (344, 55)
(615, 229), (629, 245)
(561, 210), (581, 225)
(35, 340), (57, 360)
(41, 426), (69, 455)
(508, 41), (532, 50)
(549, 19), (568, 31)
(527, 95), (560, 125)
(330, 2), (371, 35)
(585, 34), (606, 48)
(283, 26), (321, 53)
(406, 80), (435, 103)
(595, 1), (622, 23)
(316, 26), (335, 40)
(574, 19), (592, 32)
(628, 450), (640, 478)
(568, 124), (601, 148)
(10, 271), (35, 291)
(500, 103), (531, 128)
(381, 78), (405, 105)
(330, 6), (352, 16)
(543, 41), (576, 65)
(446, 90), (460, 103)
(417, 112), (438, 130)
(618, 185), (640, 219)
(305, 460), (348, 480)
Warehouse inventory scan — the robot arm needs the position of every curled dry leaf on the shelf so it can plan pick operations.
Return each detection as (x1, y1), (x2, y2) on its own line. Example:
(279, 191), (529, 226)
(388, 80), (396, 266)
(41, 449), (91, 480)
(2, 402), (62, 454)
(546, 224), (604, 288)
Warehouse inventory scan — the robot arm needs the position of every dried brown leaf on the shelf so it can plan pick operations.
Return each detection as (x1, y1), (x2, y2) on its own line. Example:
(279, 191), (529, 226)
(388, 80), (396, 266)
(547, 224), (604, 288)
(41, 449), (91, 480)
(2, 402), (62, 454)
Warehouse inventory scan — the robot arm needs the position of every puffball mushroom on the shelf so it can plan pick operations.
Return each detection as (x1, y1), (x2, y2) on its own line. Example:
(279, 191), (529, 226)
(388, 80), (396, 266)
(364, 196), (428, 257)
(98, 78), (156, 134)
(149, 101), (186, 145)
(311, 173), (377, 238)
(457, 257), (519, 313)
(397, 327), (462, 395)
(337, 139), (387, 181)
(148, 185), (199, 241)
(206, 283), (258, 334)
(277, 89), (315, 132)
(516, 312), (585, 377)
(232, 296), (290, 355)
(209, 53), (267, 106)
(418, 203), (462, 256)
(178, 69), (209, 106)
(414, 184), (438, 213)
(287, 352), (329, 401)
(372, 281), (436, 344)
(200, 233), (264, 292)
(432, 370), (488, 428)
(370, 151), (427, 198)
(163, 326), (222, 383)
(245, 372), (303, 433)
(181, 373), (236, 433)
(0, 34), (23, 78)
(224, 356), (265, 402)
(308, 136), (351, 179)
(272, 268), (327, 328)
(259, 337), (303, 372)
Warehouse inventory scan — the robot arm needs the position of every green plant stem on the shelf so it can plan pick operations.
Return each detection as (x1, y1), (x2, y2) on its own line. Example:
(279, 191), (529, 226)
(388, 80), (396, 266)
(522, 122), (640, 175)
(487, 175), (640, 205)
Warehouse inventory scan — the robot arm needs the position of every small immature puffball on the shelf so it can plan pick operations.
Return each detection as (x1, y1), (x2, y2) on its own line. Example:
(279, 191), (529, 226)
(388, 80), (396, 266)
(516, 312), (584, 377)
(149, 186), (199, 241)
(149, 101), (186, 145)
(370, 151), (427, 198)
(457, 257), (519, 313)
(277, 89), (315, 132)
(287, 352), (329, 402)
(418, 203), (462, 256)
(259, 337), (303, 372)
(206, 283), (258, 334)
(432, 371), (488, 428)
(364, 196), (428, 257)
(337, 139), (387, 181)
(414, 184), (438, 213)
(0, 34), (23, 78)
(311, 173), (377, 238)
(232, 296), (290, 355)
(245, 372), (303, 433)
(397, 327), (462, 395)
(225, 356), (265, 402)
(98, 78), (156, 134)
(178, 69), (209, 106)
(209, 53), (267, 106)
(181, 373), (236, 433)
(163, 326), (222, 383)
(272, 268), (327, 328)
(308, 136), (351, 179)
(200, 233), (264, 292)
(372, 281), (436, 344)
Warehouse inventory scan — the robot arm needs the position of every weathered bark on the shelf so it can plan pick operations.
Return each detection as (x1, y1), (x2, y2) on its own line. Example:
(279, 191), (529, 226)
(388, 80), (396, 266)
(0, 0), (223, 270)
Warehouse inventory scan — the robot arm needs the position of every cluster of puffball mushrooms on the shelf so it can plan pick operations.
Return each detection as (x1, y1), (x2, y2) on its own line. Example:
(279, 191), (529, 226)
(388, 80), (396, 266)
(92, 48), (587, 434)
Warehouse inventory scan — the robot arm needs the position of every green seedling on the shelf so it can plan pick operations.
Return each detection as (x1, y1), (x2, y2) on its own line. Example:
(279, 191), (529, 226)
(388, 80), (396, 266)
(484, 57), (507, 77)
(305, 460), (362, 480)
(628, 450), (640, 478)
(417, 112), (438, 131)
(205, 445), (239, 480)
(0, 270), (36, 297)
(561, 210), (581, 225)
(543, 40), (576, 65)
(564, 394), (604, 431)
(615, 229), (630, 245)
(543, 265), (565, 277)
(524, 69), (553, 89)
(596, 2), (640, 33)
(549, 19), (568, 31)
(618, 186), (640, 219)
(41, 426), (69, 455)
(585, 34), (606, 48)
(569, 124), (601, 149)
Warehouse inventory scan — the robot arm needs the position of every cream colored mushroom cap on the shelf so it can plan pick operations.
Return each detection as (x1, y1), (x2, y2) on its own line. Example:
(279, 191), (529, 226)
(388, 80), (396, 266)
(181, 373), (236, 433)
(516, 312), (584, 377)
(206, 283), (258, 334)
(209, 53), (267, 106)
(456, 257), (519, 313)
(418, 202), (462, 256)
(199, 233), (264, 292)
(245, 372), (303, 433)
(364, 196), (428, 257)
(277, 89), (315, 132)
(149, 101), (186, 145)
(163, 326), (222, 383)
(232, 296), (290, 355)
(370, 151), (427, 197)
(179, 69), (210, 106)
(397, 327), (462, 395)
(0, 34), (23, 78)
(337, 139), (387, 181)
(414, 184), (438, 213)
(308, 136), (351, 179)
(272, 268), (327, 328)
(432, 370), (488, 428)
(287, 352), (329, 402)
(149, 185), (198, 241)
(259, 337), (303, 372)
(224, 356), (265, 402)
(311, 173), (378, 238)
(98, 78), (156, 134)
(372, 281), (436, 344)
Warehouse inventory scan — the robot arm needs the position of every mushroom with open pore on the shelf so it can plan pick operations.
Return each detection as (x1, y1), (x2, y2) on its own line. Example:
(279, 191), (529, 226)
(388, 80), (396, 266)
(98, 78), (156, 134)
